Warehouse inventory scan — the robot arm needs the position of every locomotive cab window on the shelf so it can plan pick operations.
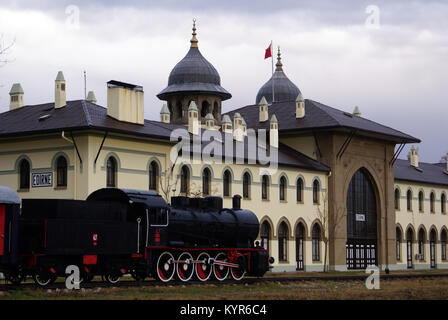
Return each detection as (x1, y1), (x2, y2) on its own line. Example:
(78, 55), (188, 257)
(148, 208), (169, 227)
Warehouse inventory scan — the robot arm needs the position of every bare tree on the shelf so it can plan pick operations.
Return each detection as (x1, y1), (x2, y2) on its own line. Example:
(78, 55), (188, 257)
(0, 34), (15, 68)
(158, 167), (180, 203)
(314, 190), (345, 272)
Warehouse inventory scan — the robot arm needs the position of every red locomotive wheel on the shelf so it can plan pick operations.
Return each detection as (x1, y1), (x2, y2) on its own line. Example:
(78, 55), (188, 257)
(195, 252), (212, 282)
(213, 252), (229, 281)
(155, 251), (175, 282)
(230, 266), (246, 281)
(176, 252), (194, 282)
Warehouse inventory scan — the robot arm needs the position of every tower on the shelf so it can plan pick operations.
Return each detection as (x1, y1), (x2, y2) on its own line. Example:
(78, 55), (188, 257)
(157, 20), (231, 126)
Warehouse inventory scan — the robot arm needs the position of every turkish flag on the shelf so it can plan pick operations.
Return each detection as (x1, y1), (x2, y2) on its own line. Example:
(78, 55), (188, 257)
(265, 43), (272, 59)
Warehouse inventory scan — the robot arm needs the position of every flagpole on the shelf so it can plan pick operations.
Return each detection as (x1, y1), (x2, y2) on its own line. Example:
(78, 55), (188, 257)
(271, 40), (274, 103)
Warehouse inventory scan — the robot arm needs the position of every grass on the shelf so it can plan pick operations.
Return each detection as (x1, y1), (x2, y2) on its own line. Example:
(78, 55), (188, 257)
(1, 274), (448, 300)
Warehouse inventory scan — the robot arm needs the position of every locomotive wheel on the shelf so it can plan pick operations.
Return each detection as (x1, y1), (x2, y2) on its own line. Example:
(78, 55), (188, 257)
(6, 272), (25, 285)
(230, 266), (246, 281)
(82, 273), (94, 283)
(131, 270), (147, 282)
(33, 273), (56, 287)
(155, 251), (175, 282)
(195, 252), (212, 282)
(213, 252), (229, 281)
(105, 273), (120, 284)
(176, 252), (194, 282)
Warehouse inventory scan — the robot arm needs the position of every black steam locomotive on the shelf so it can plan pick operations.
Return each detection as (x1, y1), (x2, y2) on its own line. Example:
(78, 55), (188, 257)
(0, 186), (272, 286)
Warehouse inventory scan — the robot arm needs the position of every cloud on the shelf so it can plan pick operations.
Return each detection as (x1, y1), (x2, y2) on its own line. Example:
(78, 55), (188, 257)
(0, 1), (447, 162)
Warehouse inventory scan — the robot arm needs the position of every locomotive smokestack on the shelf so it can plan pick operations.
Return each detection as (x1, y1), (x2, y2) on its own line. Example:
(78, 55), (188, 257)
(232, 195), (242, 210)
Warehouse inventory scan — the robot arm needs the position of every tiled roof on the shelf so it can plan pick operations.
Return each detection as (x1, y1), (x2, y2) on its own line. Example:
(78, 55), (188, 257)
(225, 99), (420, 143)
(0, 101), (327, 171)
(394, 159), (448, 186)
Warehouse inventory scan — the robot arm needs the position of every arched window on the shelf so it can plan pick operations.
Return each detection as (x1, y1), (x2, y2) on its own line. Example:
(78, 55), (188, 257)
(296, 178), (304, 203)
(180, 165), (190, 194)
(148, 161), (159, 191)
(394, 188), (400, 210)
(261, 175), (269, 200)
(396, 227), (402, 261)
(243, 172), (251, 199)
(430, 229), (437, 268)
(418, 191), (424, 212)
(406, 228), (414, 268)
(441, 229), (447, 261)
(312, 224), (321, 261)
(296, 223), (305, 270)
(260, 221), (271, 254)
(223, 170), (231, 197)
(407, 189), (413, 211)
(278, 222), (288, 262)
(430, 192), (435, 213)
(213, 101), (219, 120)
(418, 228), (425, 260)
(56, 156), (68, 187)
(313, 180), (320, 204)
(202, 168), (211, 196)
(19, 159), (30, 190)
(176, 101), (183, 120)
(279, 176), (287, 201)
(106, 157), (117, 188)
(201, 101), (209, 118)
(441, 194), (446, 214)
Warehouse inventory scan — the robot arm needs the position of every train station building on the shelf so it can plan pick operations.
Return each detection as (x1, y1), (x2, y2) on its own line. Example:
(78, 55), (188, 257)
(0, 23), (447, 272)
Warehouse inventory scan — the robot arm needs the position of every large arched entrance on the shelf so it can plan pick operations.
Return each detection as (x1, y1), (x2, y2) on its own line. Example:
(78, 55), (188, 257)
(346, 169), (378, 269)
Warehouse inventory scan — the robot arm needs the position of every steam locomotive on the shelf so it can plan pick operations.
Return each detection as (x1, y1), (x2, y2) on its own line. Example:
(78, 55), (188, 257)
(0, 186), (272, 286)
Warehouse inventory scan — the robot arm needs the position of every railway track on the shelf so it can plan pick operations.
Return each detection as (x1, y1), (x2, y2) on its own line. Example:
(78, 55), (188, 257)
(1, 271), (448, 291)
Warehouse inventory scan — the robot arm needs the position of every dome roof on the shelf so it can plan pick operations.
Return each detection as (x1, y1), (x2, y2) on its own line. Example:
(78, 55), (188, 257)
(157, 21), (231, 101)
(256, 48), (301, 104)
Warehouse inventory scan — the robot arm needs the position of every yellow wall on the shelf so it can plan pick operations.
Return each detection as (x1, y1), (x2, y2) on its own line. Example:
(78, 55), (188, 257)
(395, 181), (448, 269)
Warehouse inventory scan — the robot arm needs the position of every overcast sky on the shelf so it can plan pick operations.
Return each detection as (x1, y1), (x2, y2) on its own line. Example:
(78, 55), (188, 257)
(0, 0), (447, 162)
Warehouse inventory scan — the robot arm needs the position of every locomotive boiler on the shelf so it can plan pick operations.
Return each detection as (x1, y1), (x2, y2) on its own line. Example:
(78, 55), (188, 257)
(0, 186), (272, 286)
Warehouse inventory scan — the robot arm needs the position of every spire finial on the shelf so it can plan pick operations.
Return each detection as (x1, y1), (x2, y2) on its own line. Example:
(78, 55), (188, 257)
(276, 46), (283, 71)
(190, 18), (198, 48)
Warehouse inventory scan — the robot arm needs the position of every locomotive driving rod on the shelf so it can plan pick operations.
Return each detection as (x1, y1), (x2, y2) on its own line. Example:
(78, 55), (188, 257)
(170, 258), (239, 268)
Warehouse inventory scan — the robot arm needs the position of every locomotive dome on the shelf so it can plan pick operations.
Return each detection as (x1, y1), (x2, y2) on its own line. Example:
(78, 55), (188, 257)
(255, 47), (301, 104)
(157, 20), (231, 101)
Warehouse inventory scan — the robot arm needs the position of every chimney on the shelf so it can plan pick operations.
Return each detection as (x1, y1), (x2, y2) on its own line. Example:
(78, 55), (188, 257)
(160, 104), (171, 123)
(9, 83), (24, 111)
(259, 96), (268, 122)
(221, 115), (232, 134)
(446, 153), (448, 172)
(409, 146), (419, 168)
(188, 101), (199, 135)
(107, 80), (144, 124)
(270, 114), (278, 149)
(233, 113), (244, 141)
(296, 93), (305, 118)
(205, 113), (215, 130)
(353, 106), (361, 117)
(55, 71), (66, 109)
(86, 91), (97, 104)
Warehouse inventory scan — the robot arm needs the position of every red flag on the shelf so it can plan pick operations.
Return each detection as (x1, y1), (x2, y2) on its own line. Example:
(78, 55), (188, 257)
(265, 43), (272, 59)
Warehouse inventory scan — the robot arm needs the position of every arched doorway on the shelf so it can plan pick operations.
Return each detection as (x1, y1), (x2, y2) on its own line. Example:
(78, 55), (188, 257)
(430, 229), (436, 268)
(346, 168), (378, 269)
(295, 223), (305, 271)
(406, 228), (414, 269)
